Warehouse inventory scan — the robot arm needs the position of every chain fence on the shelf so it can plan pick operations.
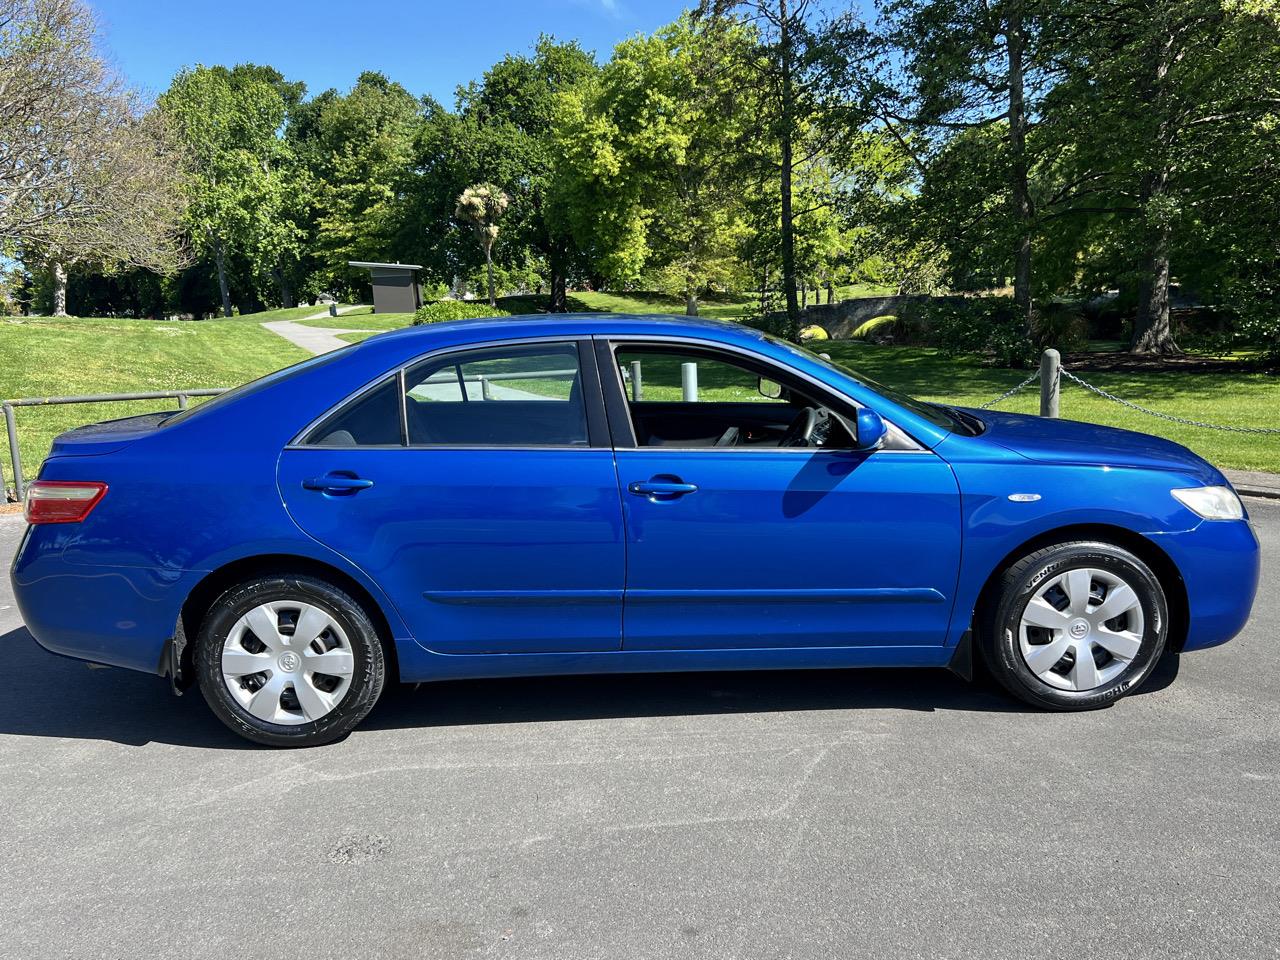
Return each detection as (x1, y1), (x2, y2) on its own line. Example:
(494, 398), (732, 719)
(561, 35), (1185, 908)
(978, 370), (1041, 409)
(979, 356), (1280, 435)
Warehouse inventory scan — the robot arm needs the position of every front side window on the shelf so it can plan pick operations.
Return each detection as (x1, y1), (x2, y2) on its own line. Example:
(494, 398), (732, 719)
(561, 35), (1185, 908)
(404, 343), (588, 446)
(613, 344), (856, 450)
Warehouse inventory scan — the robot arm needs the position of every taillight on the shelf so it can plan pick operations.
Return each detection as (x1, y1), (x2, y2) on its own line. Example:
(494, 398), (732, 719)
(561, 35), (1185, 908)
(24, 481), (108, 524)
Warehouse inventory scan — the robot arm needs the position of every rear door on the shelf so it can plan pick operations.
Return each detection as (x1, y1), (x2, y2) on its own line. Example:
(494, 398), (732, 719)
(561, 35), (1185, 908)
(277, 338), (625, 654)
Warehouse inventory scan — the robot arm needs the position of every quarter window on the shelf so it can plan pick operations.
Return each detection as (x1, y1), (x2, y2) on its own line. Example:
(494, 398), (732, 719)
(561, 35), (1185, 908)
(306, 377), (401, 446)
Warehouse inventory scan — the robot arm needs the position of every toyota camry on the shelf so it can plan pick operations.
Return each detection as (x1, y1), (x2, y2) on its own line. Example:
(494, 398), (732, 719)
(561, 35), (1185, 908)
(10, 315), (1261, 746)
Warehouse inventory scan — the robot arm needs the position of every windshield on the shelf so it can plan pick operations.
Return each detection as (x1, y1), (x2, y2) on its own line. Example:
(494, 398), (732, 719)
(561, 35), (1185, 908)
(162, 346), (355, 426)
(766, 336), (960, 432)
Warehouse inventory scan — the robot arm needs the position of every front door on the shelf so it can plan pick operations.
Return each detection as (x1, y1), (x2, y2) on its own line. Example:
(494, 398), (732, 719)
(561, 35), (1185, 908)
(605, 341), (963, 651)
(278, 338), (625, 654)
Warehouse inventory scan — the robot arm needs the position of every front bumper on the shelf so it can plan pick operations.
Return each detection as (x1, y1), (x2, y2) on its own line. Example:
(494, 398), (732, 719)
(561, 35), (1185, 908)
(1151, 518), (1261, 652)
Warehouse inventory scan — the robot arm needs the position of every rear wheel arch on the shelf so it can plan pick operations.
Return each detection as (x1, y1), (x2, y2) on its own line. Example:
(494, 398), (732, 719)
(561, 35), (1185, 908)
(970, 523), (1189, 654)
(178, 554), (401, 686)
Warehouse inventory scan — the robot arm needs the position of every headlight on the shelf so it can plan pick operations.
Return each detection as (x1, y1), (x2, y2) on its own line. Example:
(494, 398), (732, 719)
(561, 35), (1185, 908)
(1171, 485), (1244, 520)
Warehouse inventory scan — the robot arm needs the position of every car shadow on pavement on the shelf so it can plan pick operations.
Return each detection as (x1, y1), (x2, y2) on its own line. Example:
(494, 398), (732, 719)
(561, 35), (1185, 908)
(0, 625), (1181, 748)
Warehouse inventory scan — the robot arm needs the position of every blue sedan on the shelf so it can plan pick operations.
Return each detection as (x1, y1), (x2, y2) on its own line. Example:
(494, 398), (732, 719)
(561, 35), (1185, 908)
(10, 315), (1261, 746)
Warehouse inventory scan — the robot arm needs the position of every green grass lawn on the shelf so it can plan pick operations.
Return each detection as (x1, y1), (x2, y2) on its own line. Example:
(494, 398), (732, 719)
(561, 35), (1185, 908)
(0, 315), (311, 488)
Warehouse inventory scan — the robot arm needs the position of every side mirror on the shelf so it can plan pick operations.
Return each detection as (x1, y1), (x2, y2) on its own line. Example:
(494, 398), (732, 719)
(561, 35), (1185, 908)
(757, 377), (783, 400)
(853, 407), (887, 451)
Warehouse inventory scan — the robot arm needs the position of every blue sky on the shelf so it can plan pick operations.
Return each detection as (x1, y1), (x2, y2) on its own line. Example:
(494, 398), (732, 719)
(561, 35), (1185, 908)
(93, 0), (695, 105)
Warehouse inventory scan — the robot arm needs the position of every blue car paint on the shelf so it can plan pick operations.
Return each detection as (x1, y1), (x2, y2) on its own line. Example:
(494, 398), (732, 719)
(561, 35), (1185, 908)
(10, 314), (1260, 684)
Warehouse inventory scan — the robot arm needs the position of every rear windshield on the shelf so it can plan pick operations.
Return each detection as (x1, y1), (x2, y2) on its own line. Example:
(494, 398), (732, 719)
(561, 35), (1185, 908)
(162, 346), (354, 427)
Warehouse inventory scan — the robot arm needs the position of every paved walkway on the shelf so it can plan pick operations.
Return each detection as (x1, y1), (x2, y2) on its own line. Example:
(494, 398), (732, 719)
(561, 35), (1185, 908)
(261, 305), (367, 355)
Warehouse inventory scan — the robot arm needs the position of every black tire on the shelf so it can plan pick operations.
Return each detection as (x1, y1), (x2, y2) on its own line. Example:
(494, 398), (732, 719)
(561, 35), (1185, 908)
(195, 574), (385, 747)
(979, 541), (1168, 711)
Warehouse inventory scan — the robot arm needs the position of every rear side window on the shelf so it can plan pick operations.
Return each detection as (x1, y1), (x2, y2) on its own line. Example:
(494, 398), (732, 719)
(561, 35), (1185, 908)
(404, 343), (587, 446)
(306, 378), (401, 446)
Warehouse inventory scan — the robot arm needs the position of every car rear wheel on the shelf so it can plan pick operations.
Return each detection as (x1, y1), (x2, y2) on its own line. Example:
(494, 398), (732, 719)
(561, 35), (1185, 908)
(195, 575), (385, 746)
(980, 541), (1169, 710)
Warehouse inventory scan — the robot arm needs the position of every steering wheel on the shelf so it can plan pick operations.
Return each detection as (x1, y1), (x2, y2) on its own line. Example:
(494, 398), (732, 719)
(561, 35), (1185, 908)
(777, 406), (819, 447)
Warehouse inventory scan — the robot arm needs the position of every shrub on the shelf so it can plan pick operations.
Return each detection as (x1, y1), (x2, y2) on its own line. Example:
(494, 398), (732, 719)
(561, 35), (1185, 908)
(412, 300), (513, 325)
(1034, 303), (1090, 353)
(798, 324), (829, 341)
(921, 297), (1038, 367)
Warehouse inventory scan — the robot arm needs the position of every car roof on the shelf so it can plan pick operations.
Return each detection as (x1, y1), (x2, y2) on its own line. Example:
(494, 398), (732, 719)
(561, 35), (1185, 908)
(362, 312), (771, 349)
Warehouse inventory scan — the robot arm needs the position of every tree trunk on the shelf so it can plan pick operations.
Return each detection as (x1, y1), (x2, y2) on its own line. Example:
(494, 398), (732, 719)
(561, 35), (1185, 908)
(1006, 4), (1035, 335)
(1132, 231), (1176, 354)
(1130, 28), (1180, 355)
(548, 239), (567, 313)
(51, 261), (68, 316)
(485, 246), (496, 307)
(778, 0), (800, 339)
(826, 280), (835, 304)
(213, 236), (232, 318)
(685, 290), (699, 316)
(276, 265), (296, 309)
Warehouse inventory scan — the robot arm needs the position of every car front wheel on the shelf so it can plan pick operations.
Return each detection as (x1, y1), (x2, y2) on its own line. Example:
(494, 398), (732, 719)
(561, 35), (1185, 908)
(195, 574), (386, 746)
(981, 541), (1169, 710)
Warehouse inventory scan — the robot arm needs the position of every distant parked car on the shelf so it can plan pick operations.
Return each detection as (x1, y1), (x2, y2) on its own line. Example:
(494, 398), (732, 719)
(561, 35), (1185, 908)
(11, 315), (1260, 746)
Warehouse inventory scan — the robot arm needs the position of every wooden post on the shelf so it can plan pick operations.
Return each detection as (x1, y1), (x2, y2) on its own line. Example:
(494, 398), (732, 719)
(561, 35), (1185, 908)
(681, 362), (698, 402)
(1040, 349), (1060, 418)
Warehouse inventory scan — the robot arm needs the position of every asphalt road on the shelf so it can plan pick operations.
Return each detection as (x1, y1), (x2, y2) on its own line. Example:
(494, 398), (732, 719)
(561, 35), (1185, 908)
(1, 502), (1277, 960)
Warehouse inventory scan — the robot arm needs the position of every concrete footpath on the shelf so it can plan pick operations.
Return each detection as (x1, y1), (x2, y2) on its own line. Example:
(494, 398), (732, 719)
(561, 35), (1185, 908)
(1223, 469), (1280, 500)
(261, 305), (368, 354)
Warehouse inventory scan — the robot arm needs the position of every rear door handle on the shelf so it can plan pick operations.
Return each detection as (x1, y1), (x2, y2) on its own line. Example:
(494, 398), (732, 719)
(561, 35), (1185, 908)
(302, 473), (374, 495)
(628, 477), (698, 499)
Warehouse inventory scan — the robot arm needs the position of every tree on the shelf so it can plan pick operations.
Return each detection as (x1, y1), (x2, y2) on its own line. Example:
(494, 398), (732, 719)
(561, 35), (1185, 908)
(455, 184), (509, 305)
(0, 0), (186, 315)
(553, 15), (753, 315)
(159, 65), (293, 317)
(697, 1), (861, 336)
(293, 72), (423, 299)
(871, 0), (1062, 334)
(410, 38), (599, 311)
(1044, 0), (1280, 353)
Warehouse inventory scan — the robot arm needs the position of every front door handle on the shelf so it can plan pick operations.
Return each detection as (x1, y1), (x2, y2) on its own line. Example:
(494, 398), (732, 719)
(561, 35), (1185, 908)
(302, 473), (374, 495)
(628, 477), (698, 499)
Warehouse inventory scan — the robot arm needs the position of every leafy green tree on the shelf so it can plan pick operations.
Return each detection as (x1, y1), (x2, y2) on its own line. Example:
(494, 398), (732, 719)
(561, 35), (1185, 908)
(159, 64), (294, 316)
(553, 15), (754, 315)
(289, 72), (423, 299)
(1043, 0), (1280, 353)
(871, 0), (1062, 332)
(698, 0), (861, 334)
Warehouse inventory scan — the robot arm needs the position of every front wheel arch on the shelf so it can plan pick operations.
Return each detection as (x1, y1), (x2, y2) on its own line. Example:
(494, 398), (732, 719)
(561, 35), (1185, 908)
(971, 523), (1189, 655)
(178, 554), (401, 687)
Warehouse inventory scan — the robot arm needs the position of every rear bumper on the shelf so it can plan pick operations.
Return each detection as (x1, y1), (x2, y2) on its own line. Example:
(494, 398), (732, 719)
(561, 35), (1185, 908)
(1151, 518), (1261, 652)
(11, 530), (199, 674)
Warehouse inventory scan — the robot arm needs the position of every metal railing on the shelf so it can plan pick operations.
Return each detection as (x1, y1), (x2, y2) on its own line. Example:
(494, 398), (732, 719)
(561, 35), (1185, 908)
(3, 388), (229, 502)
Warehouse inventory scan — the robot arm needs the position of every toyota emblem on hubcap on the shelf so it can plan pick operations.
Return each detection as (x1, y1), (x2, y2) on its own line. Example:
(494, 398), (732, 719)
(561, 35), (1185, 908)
(278, 651), (300, 672)
(1068, 619), (1090, 640)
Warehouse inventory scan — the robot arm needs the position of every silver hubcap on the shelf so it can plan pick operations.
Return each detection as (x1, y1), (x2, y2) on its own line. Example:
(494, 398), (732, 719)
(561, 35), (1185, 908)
(221, 601), (355, 725)
(1018, 567), (1145, 692)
